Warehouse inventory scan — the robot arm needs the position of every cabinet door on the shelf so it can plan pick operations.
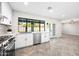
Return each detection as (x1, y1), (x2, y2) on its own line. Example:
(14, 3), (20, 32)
(15, 34), (26, 49)
(1, 2), (12, 25)
(25, 34), (33, 46)
(45, 32), (50, 42)
(0, 3), (1, 14)
(41, 32), (50, 43)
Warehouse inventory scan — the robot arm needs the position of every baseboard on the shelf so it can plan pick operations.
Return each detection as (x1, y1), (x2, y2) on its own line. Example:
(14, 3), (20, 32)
(62, 33), (79, 36)
(15, 45), (33, 50)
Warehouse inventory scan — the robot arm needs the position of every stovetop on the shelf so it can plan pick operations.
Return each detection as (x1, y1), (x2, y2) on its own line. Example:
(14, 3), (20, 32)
(0, 35), (13, 44)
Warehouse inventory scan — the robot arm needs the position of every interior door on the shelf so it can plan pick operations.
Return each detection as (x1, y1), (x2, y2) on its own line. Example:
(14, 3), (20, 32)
(49, 23), (51, 37)
(53, 24), (56, 36)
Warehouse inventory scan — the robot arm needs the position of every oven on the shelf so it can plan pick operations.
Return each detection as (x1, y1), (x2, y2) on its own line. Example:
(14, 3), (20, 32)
(0, 36), (15, 56)
(0, 44), (4, 56)
(3, 39), (15, 56)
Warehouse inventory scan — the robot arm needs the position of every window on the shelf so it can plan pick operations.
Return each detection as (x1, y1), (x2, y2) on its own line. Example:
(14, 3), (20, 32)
(26, 19), (33, 32)
(18, 17), (45, 33)
(18, 18), (26, 32)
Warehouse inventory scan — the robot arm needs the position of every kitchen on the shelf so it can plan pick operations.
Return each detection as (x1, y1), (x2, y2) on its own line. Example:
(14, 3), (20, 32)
(0, 2), (62, 56)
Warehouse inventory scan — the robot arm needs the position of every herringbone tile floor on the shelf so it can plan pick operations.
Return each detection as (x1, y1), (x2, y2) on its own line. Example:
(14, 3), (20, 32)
(15, 34), (79, 56)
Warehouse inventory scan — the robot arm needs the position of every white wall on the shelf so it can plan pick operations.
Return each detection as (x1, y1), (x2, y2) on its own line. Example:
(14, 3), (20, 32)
(62, 22), (79, 35)
(12, 11), (62, 37)
(56, 22), (62, 37)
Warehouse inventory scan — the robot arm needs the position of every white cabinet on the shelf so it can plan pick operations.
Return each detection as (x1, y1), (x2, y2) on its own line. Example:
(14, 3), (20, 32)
(15, 33), (33, 49)
(41, 32), (50, 43)
(15, 32), (50, 49)
(0, 3), (1, 14)
(25, 33), (33, 46)
(15, 34), (26, 49)
(0, 2), (12, 25)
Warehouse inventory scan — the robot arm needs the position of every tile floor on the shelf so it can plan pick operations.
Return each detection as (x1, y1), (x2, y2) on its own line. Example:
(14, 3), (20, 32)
(15, 34), (79, 56)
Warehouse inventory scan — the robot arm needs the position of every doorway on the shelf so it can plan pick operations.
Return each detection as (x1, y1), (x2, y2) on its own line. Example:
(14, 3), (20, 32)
(52, 24), (56, 36)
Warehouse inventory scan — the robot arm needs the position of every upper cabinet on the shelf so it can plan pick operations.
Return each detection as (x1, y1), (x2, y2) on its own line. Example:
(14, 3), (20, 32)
(0, 3), (1, 14)
(0, 2), (12, 25)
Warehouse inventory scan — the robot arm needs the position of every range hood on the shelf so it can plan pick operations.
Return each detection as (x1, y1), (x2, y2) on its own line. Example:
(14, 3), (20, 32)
(0, 14), (7, 19)
(0, 14), (11, 25)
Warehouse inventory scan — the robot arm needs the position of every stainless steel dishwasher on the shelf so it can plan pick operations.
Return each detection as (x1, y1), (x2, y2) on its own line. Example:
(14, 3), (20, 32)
(33, 32), (41, 45)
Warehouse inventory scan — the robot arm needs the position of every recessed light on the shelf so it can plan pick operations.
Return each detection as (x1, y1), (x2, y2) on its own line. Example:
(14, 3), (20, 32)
(24, 2), (28, 5)
(62, 14), (65, 17)
(48, 7), (53, 12)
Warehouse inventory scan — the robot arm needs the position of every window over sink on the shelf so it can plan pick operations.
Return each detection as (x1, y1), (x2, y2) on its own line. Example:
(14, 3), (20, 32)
(18, 17), (45, 33)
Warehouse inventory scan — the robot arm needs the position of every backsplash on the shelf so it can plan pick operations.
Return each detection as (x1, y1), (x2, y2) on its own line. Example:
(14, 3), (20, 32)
(0, 24), (11, 35)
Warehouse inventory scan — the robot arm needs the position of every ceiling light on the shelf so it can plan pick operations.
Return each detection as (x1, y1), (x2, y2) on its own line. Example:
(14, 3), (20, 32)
(24, 2), (28, 5)
(48, 7), (53, 12)
(62, 14), (65, 17)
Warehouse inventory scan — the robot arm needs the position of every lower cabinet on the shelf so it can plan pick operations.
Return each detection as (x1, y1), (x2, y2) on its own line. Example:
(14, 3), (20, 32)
(41, 32), (50, 43)
(15, 32), (50, 49)
(25, 33), (33, 46)
(15, 33), (33, 49)
(15, 34), (26, 49)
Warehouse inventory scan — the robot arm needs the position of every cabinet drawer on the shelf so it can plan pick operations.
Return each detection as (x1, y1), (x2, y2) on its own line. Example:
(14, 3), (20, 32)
(41, 32), (50, 43)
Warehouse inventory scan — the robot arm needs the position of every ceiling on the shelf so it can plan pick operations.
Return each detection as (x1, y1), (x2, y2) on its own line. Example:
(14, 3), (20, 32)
(9, 2), (79, 21)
